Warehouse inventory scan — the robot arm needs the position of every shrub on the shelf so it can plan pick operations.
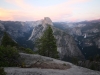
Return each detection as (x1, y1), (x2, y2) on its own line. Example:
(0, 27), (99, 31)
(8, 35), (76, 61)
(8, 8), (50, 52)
(0, 67), (6, 75)
(90, 63), (95, 70)
(1, 32), (18, 47)
(20, 62), (26, 68)
(0, 46), (20, 67)
(71, 57), (78, 65)
(18, 47), (34, 54)
(63, 63), (66, 66)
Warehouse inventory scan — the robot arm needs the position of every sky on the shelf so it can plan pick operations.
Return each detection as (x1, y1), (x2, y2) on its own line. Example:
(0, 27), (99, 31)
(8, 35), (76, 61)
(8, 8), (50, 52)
(0, 0), (100, 22)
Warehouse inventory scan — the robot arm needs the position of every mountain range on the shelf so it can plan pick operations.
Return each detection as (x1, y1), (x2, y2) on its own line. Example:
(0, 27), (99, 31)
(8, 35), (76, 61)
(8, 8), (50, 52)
(53, 20), (100, 59)
(0, 18), (100, 60)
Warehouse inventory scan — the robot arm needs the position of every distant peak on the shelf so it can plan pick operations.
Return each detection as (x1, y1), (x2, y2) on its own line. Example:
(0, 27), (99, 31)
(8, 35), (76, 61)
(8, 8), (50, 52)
(42, 17), (53, 26)
(44, 17), (51, 21)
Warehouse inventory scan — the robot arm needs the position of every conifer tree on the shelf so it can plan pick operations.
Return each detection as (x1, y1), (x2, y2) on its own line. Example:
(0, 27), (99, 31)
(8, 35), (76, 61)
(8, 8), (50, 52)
(36, 25), (59, 58)
(1, 32), (18, 47)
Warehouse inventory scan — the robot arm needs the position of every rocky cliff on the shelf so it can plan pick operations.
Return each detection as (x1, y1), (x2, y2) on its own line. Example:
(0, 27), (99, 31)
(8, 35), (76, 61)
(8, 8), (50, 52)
(0, 23), (6, 44)
(54, 21), (100, 59)
(0, 18), (84, 60)
(29, 17), (84, 60)
(72, 22), (100, 59)
(5, 53), (100, 75)
(0, 21), (35, 48)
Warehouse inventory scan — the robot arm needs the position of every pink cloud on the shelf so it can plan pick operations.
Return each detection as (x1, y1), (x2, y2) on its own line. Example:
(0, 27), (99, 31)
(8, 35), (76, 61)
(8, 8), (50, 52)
(4, 0), (73, 21)
(1, 0), (95, 21)
(6, 0), (34, 10)
(0, 8), (14, 20)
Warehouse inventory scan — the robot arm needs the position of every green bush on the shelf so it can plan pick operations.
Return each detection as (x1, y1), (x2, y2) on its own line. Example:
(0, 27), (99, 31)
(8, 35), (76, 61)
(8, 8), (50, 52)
(18, 47), (34, 54)
(20, 62), (26, 68)
(63, 63), (66, 66)
(0, 67), (6, 75)
(1, 32), (18, 47)
(0, 46), (20, 67)
(71, 57), (78, 65)
(90, 63), (95, 70)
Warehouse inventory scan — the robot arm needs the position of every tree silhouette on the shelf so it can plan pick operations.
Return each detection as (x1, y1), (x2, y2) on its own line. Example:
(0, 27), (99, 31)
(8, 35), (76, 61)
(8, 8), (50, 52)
(36, 25), (59, 58)
(1, 32), (18, 47)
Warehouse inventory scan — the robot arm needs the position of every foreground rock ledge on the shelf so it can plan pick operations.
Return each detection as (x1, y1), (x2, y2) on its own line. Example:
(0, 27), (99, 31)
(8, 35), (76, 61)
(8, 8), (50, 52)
(4, 53), (100, 75)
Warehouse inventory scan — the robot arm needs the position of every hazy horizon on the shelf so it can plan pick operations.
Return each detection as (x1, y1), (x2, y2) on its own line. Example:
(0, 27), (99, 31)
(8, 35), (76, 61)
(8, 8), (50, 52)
(0, 0), (100, 22)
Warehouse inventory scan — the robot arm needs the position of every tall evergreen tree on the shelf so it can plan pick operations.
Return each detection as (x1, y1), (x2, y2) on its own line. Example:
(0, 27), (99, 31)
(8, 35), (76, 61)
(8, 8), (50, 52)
(1, 32), (18, 47)
(36, 25), (59, 58)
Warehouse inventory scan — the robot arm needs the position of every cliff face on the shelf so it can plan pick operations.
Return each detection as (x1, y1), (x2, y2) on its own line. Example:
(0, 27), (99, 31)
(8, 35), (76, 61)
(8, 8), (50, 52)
(29, 17), (84, 60)
(0, 18), (84, 60)
(0, 21), (35, 48)
(61, 21), (100, 59)
(69, 22), (100, 48)
(0, 23), (5, 45)
(53, 27), (84, 59)
(47, 20), (100, 59)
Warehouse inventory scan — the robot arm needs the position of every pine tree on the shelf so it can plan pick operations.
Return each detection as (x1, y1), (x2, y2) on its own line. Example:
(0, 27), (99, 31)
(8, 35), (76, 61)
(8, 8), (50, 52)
(36, 25), (59, 58)
(1, 32), (18, 47)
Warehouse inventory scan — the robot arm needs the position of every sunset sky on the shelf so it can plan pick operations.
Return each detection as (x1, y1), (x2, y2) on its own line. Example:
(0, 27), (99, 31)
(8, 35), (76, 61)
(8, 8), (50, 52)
(0, 0), (100, 22)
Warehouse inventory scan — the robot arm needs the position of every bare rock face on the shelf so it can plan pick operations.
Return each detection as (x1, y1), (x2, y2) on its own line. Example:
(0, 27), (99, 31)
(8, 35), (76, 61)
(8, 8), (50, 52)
(69, 22), (100, 49)
(71, 27), (82, 36)
(0, 21), (35, 48)
(28, 25), (44, 41)
(0, 23), (5, 31)
(94, 37), (100, 48)
(5, 53), (100, 75)
(52, 27), (84, 59)
(0, 23), (5, 45)
(66, 21), (100, 59)
(29, 17), (53, 40)
(29, 18), (84, 60)
(42, 17), (53, 26)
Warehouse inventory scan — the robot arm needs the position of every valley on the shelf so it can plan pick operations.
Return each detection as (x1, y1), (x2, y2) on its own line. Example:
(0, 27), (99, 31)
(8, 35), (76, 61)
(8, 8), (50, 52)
(0, 18), (100, 74)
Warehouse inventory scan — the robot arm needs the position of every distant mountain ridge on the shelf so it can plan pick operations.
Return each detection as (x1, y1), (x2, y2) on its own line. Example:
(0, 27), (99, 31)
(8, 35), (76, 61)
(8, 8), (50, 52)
(29, 17), (84, 60)
(0, 19), (100, 60)
(0, 21), (35, 49)
(0, 17), (84, 60)
(53, 20), (100, 59)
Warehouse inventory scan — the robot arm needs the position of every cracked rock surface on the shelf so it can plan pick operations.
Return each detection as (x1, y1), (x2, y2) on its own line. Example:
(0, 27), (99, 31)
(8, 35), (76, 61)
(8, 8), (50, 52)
(5, 53), (100, 75)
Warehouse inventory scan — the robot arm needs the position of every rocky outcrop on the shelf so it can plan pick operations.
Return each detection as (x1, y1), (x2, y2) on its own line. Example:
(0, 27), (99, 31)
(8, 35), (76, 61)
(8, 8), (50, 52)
(29, 17), (84, 60)
(94, 37), (100, 48)
(71, 27), (82, 36)
(28, 17), (54, 40)
(4, 53), (100, 75)
(69, 22), (100, 48)
(42, 17), (53, 26)
(0, 23), (5, 31)
(78, 60), (100, 71)
(64, 21), (100, 59)
(0, 23), (5, 45)
(53, 27), (84, 59)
